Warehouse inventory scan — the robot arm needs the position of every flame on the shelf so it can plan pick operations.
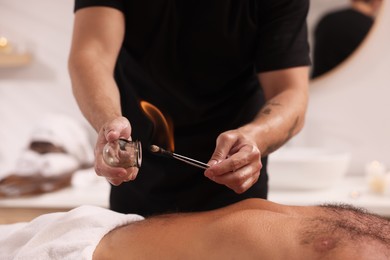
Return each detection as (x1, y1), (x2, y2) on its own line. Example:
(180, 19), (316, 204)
(140, 100), (175, 151)
(0, 37), (8, 48)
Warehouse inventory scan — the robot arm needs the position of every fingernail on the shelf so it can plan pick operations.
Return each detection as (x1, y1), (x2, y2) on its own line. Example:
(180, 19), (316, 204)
(129, 172), (137, 180)
(119, 171), (127, 177)
(204, 170), (213, 179)
(208, 160), (218, 166)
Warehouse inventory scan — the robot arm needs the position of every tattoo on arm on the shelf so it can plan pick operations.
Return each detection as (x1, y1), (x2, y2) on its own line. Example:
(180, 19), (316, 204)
(261, 101), (281, 115)
(263, 116), (300, 156)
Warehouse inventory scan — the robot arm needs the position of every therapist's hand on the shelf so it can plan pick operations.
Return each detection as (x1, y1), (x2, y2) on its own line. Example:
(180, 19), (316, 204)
(204, 130), (262, 193)
(95, 116), (139, 186)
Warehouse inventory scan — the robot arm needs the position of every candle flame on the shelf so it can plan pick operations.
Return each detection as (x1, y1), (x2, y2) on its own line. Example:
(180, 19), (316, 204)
(140, 100), (175, 152)
(0, 37), (8, 48)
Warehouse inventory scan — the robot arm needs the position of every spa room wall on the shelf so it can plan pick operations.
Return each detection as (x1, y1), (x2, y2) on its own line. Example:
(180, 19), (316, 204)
(0, 0), (88, 175)
(293, 0), (390, 176)
(1, 0), (390, 176)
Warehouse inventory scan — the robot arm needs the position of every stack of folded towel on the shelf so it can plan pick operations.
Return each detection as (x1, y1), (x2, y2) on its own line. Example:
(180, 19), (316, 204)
(0, 113), (95, 197)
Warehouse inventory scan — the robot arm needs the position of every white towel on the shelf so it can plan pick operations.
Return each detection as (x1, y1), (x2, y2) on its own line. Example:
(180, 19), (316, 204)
(0, 206), (144, 260)
(29, 113), (94, 166)
(15, 150), (80, 177)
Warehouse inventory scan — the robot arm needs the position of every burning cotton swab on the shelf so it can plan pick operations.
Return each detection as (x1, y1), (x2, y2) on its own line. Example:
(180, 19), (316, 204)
(149, 145), (210, 170)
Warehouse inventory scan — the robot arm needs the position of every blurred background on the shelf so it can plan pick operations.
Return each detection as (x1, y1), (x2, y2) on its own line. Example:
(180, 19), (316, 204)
(0, 1), (90, 174)
(0, 0), (389, 218)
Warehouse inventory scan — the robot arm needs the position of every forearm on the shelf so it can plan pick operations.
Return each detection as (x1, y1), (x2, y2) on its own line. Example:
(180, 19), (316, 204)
(69, 52), (122, 132)
(239, 89), (307, 156)
(238, 67), (309, 156)
(68, 7), (126, 133)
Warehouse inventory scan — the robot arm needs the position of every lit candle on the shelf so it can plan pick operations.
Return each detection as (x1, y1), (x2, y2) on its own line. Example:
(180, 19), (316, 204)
(365, 160), (386, 175)
(365, 160), (387, 194)
(383, 174), (390, 196)
(0, 36), (13, 54)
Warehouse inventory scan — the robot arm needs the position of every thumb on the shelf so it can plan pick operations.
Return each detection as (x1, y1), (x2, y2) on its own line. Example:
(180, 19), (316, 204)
(104, 117), (131, 142)
(208, 135), (234, 166)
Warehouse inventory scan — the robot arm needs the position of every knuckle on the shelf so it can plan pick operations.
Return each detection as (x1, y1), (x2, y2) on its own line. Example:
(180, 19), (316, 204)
(230, 157), (242, 172)
(230, 172), (247, 190)
(109, 179), (122, 186)
(212, 150), (225, 160)
(94, 165), (103, 176)
(217, 131), (235, 142)
(231, 170), (258, 194)
(129, 171), (138, 180)
(254, 161), (262, 172)
(217, 131), (236, 144)
(248, 147), (260, 161)
(233, 184), (247, 194)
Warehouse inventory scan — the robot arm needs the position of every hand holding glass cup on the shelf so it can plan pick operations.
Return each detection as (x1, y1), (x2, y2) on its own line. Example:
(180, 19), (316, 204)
(102, 139), (142, 168)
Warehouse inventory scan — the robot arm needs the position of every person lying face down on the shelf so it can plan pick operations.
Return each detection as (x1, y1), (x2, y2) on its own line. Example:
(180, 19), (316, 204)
(1, 199), (389, 260)
(96, 198), (390, 260)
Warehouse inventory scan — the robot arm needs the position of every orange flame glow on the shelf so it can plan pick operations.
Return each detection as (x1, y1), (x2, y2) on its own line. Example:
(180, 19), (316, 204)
(140, 100), (175, 152)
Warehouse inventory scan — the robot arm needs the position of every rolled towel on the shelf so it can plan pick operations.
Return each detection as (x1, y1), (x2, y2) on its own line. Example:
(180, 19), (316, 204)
(14, 150), (43, 176)
(29, 114), (94, 166)
(0, 114), (95, 197)
(14, 150), (80, 177)
(0, 205), (144, 260)
(40, 153), (80, 177)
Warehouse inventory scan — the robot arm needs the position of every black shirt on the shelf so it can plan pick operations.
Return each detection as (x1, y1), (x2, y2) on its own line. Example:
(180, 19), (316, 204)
(74, 0), (310, 216)
(312, 8), (373, 78)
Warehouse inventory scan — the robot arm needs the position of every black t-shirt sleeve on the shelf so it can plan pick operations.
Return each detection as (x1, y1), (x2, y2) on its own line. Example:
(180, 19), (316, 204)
(74, 0), (125, 13)
(255, 0), (311, 72)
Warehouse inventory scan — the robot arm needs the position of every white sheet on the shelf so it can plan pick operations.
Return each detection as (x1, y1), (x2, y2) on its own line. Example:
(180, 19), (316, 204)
(0, 205), (144, 260)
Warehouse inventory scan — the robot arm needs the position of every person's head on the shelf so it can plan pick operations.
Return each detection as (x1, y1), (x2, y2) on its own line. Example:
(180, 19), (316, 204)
(351, 0), (383, 17)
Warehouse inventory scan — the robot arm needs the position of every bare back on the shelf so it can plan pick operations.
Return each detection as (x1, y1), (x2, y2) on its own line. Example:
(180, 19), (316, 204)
(93, 199), (390, 260)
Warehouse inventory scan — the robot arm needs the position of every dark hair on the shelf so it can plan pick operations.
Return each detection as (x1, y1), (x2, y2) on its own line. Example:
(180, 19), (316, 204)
(352, 0), (376, 3)
(299, 203), (390, 256)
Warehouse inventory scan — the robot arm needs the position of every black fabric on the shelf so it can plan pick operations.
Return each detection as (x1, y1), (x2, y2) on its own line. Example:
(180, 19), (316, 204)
(74, 0), (310, 216)
(311, 8), (373, 78)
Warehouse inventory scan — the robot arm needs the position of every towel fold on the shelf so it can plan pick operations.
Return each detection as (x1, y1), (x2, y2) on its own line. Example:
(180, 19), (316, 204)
(0, 205), (144, 260)
(29, 113), (94, 166)
(15, 150), (80, 177)
(0, 113), (96, 197)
